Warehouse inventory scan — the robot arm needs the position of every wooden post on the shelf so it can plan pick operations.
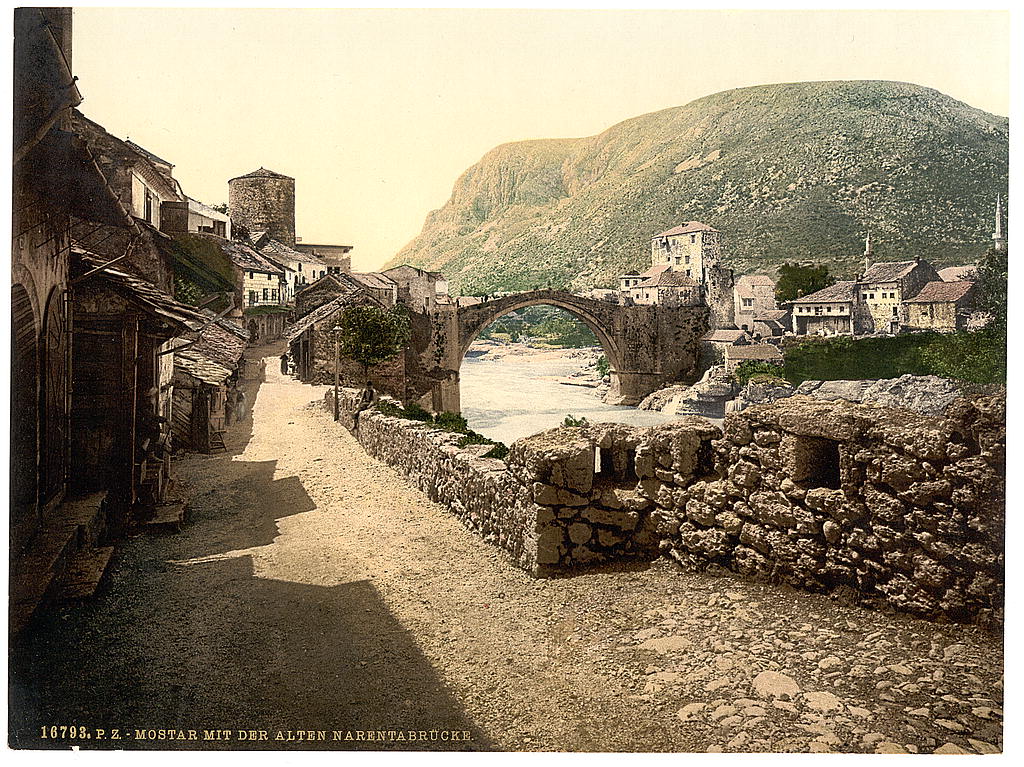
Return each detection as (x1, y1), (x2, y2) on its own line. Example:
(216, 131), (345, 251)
(333, 331), (340, 421)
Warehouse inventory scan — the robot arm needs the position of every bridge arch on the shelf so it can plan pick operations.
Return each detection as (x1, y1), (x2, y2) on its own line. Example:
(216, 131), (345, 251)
(457, 290), (624, 372)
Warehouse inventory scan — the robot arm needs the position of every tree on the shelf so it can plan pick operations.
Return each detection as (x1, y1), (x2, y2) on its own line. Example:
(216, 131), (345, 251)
(335, 303), (412, 384)
(973, 245), (1007, 331)
(775, 262), (833, 303)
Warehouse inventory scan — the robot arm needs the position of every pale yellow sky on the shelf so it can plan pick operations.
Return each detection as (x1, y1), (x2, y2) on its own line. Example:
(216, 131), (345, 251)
(71, 8), (1010, 271)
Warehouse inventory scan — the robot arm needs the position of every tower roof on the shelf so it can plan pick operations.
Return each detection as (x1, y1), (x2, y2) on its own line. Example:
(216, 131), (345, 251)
(229, 167), (294, 182)
(653, 222), (719, 238)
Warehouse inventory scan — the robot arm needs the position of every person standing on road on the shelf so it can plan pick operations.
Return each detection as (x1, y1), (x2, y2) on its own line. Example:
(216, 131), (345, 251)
(280, 352), (289, 375)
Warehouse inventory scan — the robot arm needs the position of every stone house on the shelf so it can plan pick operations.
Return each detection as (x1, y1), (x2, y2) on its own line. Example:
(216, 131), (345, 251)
(628, 271), (701, 307)
(254, 233), (328, 302)
(903, 280), (976, 333)
(857, 258), (940, 334)
(294, 240), (354, 276)
(723, 343), (784, 373)
(618, 263), (669, 291)
(752, 309), (790, 338)
(219, 238), (287, 308)
(382, 264), (446, 312)
(172, 315), (250, 453)
(733, 274), (777, 331)
(789, 281), (858, 335)
(650, 222), (721, 282)
(71, 110), (182, 232)
(287, 290), (407, 399)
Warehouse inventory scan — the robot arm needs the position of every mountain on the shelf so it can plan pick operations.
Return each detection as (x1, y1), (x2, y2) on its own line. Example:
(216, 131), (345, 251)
(388, 81), (1008, 294)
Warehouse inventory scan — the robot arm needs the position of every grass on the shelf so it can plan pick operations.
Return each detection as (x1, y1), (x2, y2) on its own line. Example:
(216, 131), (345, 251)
(780, 329), (1005, 386)
(373, 402), (510, 458)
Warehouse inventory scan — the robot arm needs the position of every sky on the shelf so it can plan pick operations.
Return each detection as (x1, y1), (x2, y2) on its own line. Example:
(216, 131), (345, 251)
(70, 7), (1011, 272)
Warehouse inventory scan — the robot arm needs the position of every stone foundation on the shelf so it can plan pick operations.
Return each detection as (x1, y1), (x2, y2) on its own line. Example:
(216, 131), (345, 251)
(328, 388), (1005, 626)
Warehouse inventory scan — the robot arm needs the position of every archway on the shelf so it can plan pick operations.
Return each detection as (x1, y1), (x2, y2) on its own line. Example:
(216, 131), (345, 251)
(39, 288), (68, 508)
(456, 298), (623, 444)
(11, 283), (40, 550)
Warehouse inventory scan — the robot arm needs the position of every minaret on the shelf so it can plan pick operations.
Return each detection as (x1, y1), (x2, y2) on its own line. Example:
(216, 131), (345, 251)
(863, 231), (873, 274)
(992, 195), (1007, 252)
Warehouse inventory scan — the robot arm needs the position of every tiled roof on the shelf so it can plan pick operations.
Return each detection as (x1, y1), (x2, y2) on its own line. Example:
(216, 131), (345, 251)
(351, 272), (397, 292)
(125, 139), (173, 169)
(635, 271), (697, 288)
(220, 239), (285, 275)
(904, 280), (975, 304)
(861, 260), (919, 283)
(653, 222), (719, 238)
(287, 288), (387, 341)
(756, 309), (789, 321)
(726, 343), (784, 361)
(261, 237), (325, 265)
(229, 167), (293, 181)
(938, 265), (977, 282)
(190, 312), (248, 368)
(735, 274), (776, 298)
(174, 348), (234, 386)
(790, 281), (857, 304)
(72, 247), (206, 332)
(637, 263), (672, 278)
(702, 329), (749, 343)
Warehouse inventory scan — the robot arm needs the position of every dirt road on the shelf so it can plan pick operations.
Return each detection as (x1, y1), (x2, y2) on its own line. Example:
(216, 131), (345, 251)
(9, 347), (1003, 753)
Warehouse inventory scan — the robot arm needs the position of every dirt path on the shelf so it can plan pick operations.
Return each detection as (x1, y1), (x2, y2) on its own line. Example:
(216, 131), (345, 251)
(10, 349), (1003, 753)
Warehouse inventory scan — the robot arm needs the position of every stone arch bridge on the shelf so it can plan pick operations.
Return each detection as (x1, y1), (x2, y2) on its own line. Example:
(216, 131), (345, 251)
(410, 289), (709, 413)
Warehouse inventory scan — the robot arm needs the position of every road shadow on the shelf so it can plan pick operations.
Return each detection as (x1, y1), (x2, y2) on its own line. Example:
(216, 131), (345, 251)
(9, 344), (491, 751)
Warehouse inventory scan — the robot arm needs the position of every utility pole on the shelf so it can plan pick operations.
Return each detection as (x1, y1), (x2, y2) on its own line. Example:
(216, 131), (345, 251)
(333, 324), (341, 421)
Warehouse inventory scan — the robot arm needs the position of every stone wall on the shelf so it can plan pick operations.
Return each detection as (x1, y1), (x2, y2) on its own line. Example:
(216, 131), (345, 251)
(330, 389), (1004, 626)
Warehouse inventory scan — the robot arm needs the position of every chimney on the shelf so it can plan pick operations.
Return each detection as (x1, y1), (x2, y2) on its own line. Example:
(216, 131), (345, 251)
(992, 194), (1007, 252)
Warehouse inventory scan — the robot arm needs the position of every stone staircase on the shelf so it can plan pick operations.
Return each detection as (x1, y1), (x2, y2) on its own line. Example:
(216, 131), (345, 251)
(9, 492), (114, 637)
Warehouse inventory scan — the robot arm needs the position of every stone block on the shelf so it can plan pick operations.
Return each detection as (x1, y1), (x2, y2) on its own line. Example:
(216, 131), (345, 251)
(508, 427), (595, 492)
(568, 522), (593, 545)
(581, 506), (639, 531)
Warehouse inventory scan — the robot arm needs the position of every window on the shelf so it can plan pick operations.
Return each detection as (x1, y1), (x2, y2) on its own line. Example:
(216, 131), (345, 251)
(815, 306), (823, 315)
(742, 298), (753, 307)
(298, 262), (303, 271)
(826, 306), (833, 313)
(690, 234), (696, 243)
(685, 255), (691, 264)
(788, 436), (841, 489)
(267, 273), (272, 280)
(248, 271), (254, 279)
(685, 269), (691, 277)
(272, 289), (278, 301)
(144, 191), (153, 223)
(263, 288), (269, 301)
(892, 306), (898, 316)
(248, 290), (256, 306)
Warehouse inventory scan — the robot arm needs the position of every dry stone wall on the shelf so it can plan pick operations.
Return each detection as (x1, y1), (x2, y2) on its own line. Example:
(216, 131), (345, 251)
(329, 388), (1004, 626)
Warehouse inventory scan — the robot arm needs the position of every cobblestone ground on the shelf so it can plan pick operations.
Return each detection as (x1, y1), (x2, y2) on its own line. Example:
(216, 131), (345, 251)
(9, 349), (1003, 753)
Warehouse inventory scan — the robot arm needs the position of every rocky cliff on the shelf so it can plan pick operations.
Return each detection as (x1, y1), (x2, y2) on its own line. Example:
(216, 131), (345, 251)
(391, 81), (1008, 294)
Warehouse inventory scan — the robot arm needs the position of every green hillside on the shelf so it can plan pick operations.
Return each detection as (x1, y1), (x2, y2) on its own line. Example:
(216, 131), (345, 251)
(388, 80), (1008, 294)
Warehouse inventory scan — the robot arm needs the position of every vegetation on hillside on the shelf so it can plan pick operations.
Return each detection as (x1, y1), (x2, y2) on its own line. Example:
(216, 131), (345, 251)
(390, 81), (1007, 294)
(775, 262), (834, 302)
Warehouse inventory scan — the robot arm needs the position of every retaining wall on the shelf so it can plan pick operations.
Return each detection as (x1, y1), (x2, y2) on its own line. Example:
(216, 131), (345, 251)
(327, 389), (1005, 625)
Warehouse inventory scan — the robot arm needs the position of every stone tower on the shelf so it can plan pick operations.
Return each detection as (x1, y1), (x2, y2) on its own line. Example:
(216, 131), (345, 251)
(228, 167), (296, 246)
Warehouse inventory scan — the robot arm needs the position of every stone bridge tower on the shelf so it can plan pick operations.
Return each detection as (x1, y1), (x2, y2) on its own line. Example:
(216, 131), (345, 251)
(228, 167), (296, 246)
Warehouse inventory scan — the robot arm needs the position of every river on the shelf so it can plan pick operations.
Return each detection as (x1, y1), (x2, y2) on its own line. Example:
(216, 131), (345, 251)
(459, 346), (678, 445)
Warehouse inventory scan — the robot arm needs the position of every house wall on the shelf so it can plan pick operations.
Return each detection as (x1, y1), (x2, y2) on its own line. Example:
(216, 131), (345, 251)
(242, 269), (284, 307)
(905, 301), (962, 332)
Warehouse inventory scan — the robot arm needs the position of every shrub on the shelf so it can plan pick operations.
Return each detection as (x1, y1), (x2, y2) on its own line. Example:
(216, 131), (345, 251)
(734, 360), (787, 386)
(483, 443), (510, 460)
(563, 414), (590, 427)
(435, 411), (470, 433)
(401, 402), (434, 422)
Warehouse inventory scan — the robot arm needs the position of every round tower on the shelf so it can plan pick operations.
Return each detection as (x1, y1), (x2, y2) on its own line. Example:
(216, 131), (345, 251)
(227, 167), (296, 246)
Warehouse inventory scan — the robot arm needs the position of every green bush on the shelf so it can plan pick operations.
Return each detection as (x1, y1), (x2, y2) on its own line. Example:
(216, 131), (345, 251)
(401, 403), (434, 422)
(595, 355), (610, 378)
(435, 411), (469, 433)
(733, 361), (787, 386)
(373, 401), (405, 418)
(483, 443), (510, 460)
(563, 414), (590, 427)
